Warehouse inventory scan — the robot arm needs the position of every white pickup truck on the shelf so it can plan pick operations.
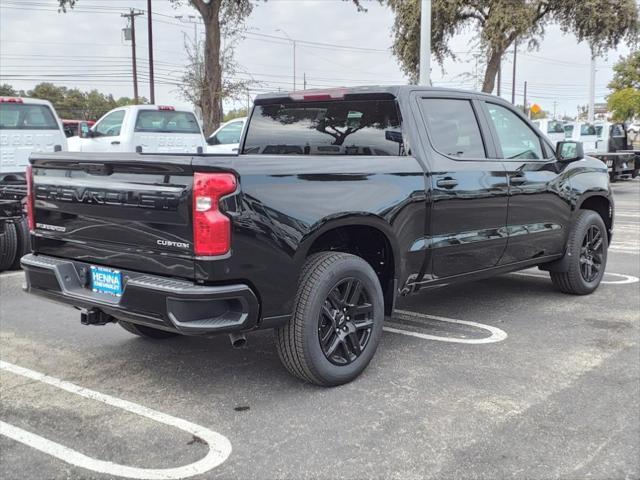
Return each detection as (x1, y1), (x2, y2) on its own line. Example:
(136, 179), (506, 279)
(1, 97), (67, 270)
(67, 105), (206, 154)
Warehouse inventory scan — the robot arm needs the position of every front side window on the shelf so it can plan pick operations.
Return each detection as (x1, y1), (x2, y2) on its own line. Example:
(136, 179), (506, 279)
(213, 121), (244, 145)
(486, 103), (543, 160)
(135, 110), (200, 134)
(0, 104), (58, 130)
(420, 98), (486, 159)
(94, 110), (125, 137)
(243, 99), (405, 156)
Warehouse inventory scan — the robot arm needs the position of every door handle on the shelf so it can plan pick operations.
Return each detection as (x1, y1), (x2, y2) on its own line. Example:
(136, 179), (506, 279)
(436, 178), (458, 188)
(111, 141), (121, 145)
(509, 175), (527, 184)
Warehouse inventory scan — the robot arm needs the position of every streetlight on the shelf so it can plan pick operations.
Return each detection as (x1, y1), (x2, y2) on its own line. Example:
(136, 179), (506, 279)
(276, 28), (296, 90)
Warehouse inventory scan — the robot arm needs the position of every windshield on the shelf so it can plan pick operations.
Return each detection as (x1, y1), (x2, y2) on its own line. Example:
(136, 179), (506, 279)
(243, 99), (404, 156)
(0, 104), (58, 130)
(134, 110), (200, 134)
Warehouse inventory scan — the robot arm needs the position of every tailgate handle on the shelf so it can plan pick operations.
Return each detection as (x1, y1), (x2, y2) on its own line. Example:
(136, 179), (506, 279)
(111, 141), (121, 145)
(436, 178), (458, 188)
(81, 163), (113, 176)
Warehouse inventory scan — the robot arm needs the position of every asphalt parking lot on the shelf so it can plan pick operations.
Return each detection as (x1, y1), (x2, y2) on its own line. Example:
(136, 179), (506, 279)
(1, 180), (638, 480)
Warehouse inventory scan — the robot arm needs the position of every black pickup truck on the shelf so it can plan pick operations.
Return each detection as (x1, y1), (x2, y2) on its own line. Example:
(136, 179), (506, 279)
(21, 86), (613, 386)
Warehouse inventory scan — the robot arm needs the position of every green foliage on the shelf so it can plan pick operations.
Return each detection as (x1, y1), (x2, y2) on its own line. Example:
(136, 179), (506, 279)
(353, 0), (639, 92)
(607, 52), (640, 121)
(608, 51), (640, 91)
(223, 108), (248, 122)
(1, 82), (146, 120)
(0, 84), (19, 96)
(607, 88), (640, 121)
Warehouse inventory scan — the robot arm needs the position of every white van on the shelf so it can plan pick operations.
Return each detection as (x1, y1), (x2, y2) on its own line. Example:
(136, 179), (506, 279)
(532, 119), (565, 144)
(0, 97), (67, 176)
(68, 105), (206, 154)
(564, 121), (598, 152)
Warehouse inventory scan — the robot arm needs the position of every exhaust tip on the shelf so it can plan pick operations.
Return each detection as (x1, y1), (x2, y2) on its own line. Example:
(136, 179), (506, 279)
(229, 332), (247, 349)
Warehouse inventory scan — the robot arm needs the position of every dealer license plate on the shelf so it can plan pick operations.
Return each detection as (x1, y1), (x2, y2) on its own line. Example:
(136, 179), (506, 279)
(90, 266), (123, 297)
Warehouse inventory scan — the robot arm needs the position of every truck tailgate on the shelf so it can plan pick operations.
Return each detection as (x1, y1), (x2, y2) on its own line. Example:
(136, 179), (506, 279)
(30, 153), (196, 278)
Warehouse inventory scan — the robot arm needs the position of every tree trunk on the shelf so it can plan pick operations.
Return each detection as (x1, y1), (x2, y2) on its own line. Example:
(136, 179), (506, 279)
(201, 3), (223, 136)
(482, 47), (504, 94)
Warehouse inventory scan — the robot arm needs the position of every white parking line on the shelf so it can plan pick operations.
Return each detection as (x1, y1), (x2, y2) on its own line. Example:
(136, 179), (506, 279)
(511, 271), (640, 285)
(0, 361), (231, 480)
(384, 310), (507, 344)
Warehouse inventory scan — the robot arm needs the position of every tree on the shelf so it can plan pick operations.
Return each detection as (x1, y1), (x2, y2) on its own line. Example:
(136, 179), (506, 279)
(224, 108), (248, 122)
(178, 24), (255, 124)
(0, 84), (18, 96)
(1, 82), (142, 120)
(352, 0), (638, 94)
(608, 51), (640, 91)
(58, 0), (257, 135)
(607, 52), (640, 121)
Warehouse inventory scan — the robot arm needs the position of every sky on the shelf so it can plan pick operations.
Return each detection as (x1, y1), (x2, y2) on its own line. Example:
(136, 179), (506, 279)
(0, 0), (635, 119)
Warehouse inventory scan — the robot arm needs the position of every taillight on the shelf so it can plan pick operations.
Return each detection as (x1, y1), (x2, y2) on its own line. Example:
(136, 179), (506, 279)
(192, 173), (236, 256)
(26, 164), (35, 231)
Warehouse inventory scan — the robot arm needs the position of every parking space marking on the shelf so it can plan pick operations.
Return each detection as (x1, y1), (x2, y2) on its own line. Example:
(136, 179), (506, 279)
(384, 310), (507, 344)
(0, 361), (231, 480)
(511, 271), (640, 285)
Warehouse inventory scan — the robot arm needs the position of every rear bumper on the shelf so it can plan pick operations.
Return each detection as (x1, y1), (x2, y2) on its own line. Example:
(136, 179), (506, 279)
(21, 254), (260, 335)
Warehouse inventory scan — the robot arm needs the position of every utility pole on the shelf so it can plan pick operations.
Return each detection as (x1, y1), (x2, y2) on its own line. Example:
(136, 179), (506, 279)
(147, 0), (155, 104)
(122, 9), (144, 104)
(588, 50), (596, 122)
(511, 41), (517, 104)
(497, 57), (501, 97)
(419, 0), (432, 85)
(276, 29), (296, 90)
(553, 101), (558, 119)
(303, 73), (307, 90)
(523, 81), (528, 116)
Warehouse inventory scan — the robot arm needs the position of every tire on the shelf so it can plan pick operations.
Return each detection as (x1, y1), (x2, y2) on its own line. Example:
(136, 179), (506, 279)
(10, 218), (30, 270)
(550, 210), (608, 295)
(0, 222), (18, 272)
(118, 320), (179, 339)
(276, 252), (384, 387)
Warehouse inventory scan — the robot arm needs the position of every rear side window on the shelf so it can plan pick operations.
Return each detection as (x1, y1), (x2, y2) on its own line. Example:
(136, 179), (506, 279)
(420, 98), (486, 159)
(547, 121), (564, 134)
(0, 104), (58, 130)
(580, 124), (596, 136)
(135, 110), (200, 134)
(243, 100), (405, 156)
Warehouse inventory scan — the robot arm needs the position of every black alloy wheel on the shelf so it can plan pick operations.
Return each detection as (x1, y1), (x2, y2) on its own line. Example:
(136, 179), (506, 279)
(580, 225), (604, 282)
(318, 278), (374, 366)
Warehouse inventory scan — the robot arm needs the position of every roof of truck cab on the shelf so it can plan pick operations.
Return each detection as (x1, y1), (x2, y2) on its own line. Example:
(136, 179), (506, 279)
(0, 97), (55, 107)
(113, 105), (197, 113)
(254, 85), (497, 103)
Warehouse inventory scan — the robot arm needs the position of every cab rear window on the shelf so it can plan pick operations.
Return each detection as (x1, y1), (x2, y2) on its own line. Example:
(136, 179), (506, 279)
(243, 100), (405, 156)
(0, 104), (58, 130)
(134, 110), (200, 134)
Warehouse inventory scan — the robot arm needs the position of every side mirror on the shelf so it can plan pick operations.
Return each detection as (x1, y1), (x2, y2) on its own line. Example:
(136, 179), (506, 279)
(556, 141), (584, 162)
(385, 130), (403, 144)
(79, 122), (92, 139)
(207, 134), (219, 146)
